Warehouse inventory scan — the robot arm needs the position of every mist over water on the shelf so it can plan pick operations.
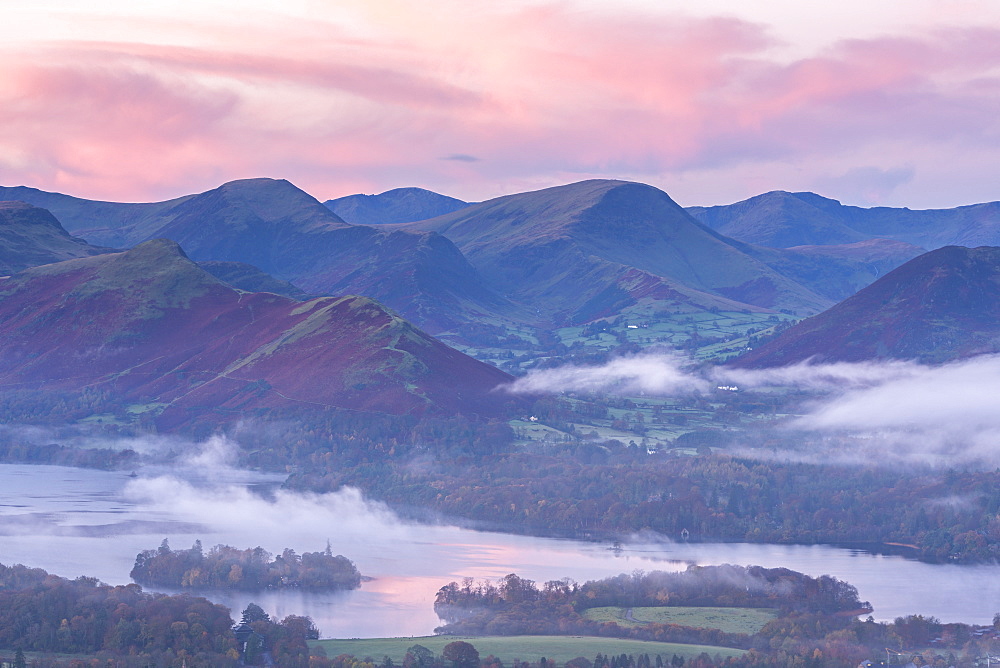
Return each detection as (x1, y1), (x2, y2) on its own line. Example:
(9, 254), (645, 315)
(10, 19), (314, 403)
(3, 459), (1000, 637)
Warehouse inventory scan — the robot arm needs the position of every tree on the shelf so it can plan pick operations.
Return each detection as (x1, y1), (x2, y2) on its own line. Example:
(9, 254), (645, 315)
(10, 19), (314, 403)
(443, 640), (480, 668)
(13, 648), (25, 668)
(405, 644), (435, 668)
(241, 602), (270, 624)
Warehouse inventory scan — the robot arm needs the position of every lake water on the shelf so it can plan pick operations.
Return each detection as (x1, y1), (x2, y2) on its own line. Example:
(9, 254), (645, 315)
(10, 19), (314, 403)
(2, 462), (999, 638)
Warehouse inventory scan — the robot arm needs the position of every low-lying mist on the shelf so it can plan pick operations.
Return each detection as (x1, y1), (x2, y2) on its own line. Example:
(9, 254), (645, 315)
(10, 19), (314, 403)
(503, 352), (1000, 468)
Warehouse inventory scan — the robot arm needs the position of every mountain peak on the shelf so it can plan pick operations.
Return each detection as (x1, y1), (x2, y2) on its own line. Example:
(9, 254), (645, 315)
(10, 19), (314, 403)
(128, 237), (189, 259)
(687, 190), (866, 248)
(194, 178), (348, 228)
(0, 200), (65, 230)
(0, 201), (109, 275)
(324, 186), (468, 225)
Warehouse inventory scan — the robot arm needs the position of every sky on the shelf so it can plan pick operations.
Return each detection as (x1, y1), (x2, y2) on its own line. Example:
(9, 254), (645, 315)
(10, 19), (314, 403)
(2, 0), (1000, 208)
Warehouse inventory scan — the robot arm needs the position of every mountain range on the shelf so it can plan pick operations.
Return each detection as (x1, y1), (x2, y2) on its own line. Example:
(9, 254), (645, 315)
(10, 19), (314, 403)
(397, 179), (928, 321)
(688, 190), (1000, 250)
(735, 246), (1000, 366)
(0, 179), (521, 334)
(2, 176), (998, 365)
(0, 239), (515, 429)
(0, 179), (855, 334)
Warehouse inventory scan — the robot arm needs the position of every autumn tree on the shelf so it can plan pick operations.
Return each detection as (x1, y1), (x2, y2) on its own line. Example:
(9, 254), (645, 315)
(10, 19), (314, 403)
(443, 641), (480, 668)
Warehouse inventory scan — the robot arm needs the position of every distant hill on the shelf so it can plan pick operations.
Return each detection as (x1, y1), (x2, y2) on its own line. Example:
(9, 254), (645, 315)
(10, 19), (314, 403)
(401, 179), (834, 323)
(734, 246), (1000, 366)
(0, 240), (517, 428)
(0, 179), (523, 334)
(325, 187), (469, 225)
(0, 185), (192, 248)
(0, 202), (111, 274)
(688, 191), (1000, 250)
(687, 191), (869, 248)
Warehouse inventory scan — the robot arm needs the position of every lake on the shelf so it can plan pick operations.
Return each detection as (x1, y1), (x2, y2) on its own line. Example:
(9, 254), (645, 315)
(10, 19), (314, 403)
(1, 462), (998, 638)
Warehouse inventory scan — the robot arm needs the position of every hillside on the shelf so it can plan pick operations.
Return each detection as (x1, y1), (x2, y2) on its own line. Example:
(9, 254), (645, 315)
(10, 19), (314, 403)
(0, 240), (517, 428)
(688, 191), (1000, 250)
(325, 187), (469, 224)
(0, 202), (110, 274)
(734, 245), (1000, 366)
(401, 180), (834, 324)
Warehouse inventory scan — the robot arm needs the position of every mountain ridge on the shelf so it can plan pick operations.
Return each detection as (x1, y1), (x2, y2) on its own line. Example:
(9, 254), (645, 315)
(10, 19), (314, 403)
(0, 240), (518, 428)
(400, 179), (837, 322)
(688, 190), (1000, 250)
(0, 179), (524, 335)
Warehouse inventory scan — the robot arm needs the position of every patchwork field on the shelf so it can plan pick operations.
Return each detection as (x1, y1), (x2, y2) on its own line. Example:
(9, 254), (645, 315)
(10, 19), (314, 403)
(312, 635), (746, 663)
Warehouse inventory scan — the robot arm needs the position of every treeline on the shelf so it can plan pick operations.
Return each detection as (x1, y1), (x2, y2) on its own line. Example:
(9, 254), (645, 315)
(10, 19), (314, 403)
(0, 441), (138, 470)
(437, 567), (866, 616)
(0, 563), (231, 658)
(130, 540), (362, 591)
(0, 562), (318, 666)
(285, 448), (1000, 563)
(432, 567), (865, 646)
(315, 643), (729, 668)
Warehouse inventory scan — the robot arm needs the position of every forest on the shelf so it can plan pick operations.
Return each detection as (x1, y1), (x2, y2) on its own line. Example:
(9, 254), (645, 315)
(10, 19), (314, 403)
(130, 540), (362, 591)
(285, 445), (1000, 563)
(0, 562), (317, 666)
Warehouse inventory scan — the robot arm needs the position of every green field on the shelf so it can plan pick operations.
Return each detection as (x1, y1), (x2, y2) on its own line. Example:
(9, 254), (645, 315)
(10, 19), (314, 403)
(582, 607), (778, 635)
(312, 635), (745, 663)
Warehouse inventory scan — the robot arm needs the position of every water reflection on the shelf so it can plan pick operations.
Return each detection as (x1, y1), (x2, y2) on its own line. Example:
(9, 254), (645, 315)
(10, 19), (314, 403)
(0, 463), (998, 638)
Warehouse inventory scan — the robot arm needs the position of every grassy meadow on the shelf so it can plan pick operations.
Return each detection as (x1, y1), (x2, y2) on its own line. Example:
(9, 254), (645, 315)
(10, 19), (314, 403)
(312, 635), (746, 664)
(582, 607), (778, 635)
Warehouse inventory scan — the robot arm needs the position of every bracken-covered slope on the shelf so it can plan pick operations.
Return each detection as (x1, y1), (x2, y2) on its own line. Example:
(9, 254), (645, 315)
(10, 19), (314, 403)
(401, 179), (834, 323)
(688, 190), (1000, 250)
(734, 246), (1000, 366)
(325, 187), (469, 225)
(0, 179), (524, 334)
(0, 240), (517, 429)
(0, 202), (111, 274)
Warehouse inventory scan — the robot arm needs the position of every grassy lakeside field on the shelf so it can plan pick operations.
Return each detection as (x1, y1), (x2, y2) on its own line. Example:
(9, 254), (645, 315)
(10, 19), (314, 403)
(312, 636), (746, 663)
(582, 607), (778, 635)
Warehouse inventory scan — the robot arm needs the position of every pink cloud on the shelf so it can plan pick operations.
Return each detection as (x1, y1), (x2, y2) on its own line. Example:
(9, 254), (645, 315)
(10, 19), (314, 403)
(0, 3), (998, 206)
